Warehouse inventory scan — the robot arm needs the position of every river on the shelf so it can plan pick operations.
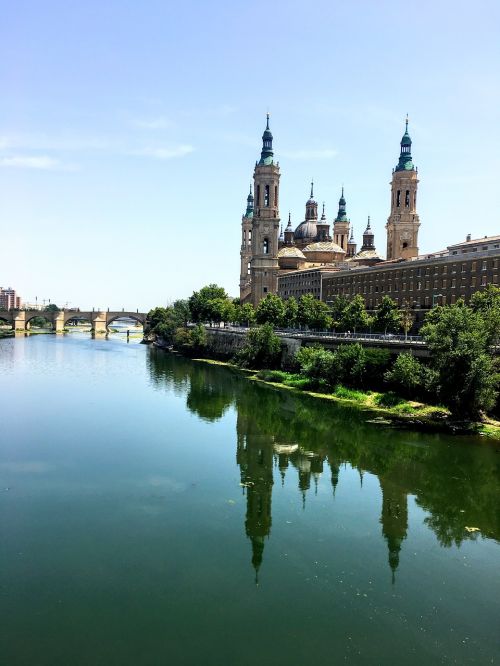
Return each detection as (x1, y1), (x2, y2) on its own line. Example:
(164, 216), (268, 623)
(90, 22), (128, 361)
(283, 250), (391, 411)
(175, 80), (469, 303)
(0, 333), (499, 665)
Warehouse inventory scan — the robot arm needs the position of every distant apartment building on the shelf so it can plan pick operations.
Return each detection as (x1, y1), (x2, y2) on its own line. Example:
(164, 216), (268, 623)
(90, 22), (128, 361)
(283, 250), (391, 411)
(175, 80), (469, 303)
(0, 287), (21, 310)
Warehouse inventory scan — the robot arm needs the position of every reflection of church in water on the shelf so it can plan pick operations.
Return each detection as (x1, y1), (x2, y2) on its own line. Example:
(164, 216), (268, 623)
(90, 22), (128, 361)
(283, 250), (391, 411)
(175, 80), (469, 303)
(236, 411), (408, 583)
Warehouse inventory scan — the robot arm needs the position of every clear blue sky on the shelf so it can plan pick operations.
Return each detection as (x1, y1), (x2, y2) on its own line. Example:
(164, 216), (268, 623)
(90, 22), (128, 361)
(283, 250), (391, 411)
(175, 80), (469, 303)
(1, 0), (499, 310)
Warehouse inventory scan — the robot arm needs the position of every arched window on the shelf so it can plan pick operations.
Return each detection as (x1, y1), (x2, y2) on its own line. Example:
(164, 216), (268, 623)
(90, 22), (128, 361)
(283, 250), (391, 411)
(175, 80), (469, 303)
(256, 185), (261, 207)
(414, 192), (417, 208)
(405, 190), (410, 207)
(396, 190), (401, 207)
(263, 238), (269, 254)
(275, 185), (278, 208)
(264, 185), (270, 207)
(247, 262), (251, 275)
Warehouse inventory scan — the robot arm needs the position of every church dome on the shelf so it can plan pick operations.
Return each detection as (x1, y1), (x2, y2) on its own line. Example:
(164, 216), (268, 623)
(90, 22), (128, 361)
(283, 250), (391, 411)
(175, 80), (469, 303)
(294, 220), (317, 241)
(303, 241), (345, 254)
(277, 246), (306, 259)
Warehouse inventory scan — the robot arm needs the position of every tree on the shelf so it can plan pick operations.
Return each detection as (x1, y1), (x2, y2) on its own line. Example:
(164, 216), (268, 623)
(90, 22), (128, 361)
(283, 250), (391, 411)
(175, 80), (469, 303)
(421, 301), (500, 418)
(341, 295), (369, 333)
(297, 294), (331, 330)
(255, 294), (285, 327)
(400, 300), (414, 341)
(235, 302), (256, 327)
(145, 306), (186, 344)
(236, 323), (282, 369)
(470, 284), (500, 346)
(385, 352), (426, 397)
(373, 296), (400, 334)
(173, 299), (191, 327)
(330, 295), (350, 331)
(281, 297), (298, 329)
(189, 284), (228, 323)
(44, 303), (59, 312)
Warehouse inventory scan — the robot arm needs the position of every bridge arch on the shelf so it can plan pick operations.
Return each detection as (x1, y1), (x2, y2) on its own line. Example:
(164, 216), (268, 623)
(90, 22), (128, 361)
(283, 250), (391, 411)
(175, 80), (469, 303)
(106, 313), (145, 330)
(24, 312), (55, 329)
(63, 313), (93, 328)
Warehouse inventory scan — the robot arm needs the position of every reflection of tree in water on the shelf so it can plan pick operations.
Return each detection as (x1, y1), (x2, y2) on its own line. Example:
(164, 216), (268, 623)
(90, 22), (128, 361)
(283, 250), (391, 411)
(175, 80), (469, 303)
(147, 351), (500, 578)
(185, 362), (237, 422)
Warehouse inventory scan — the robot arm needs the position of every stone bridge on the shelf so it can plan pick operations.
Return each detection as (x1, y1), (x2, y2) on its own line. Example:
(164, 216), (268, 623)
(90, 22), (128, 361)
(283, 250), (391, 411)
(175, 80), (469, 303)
(0, 309), (147, 333)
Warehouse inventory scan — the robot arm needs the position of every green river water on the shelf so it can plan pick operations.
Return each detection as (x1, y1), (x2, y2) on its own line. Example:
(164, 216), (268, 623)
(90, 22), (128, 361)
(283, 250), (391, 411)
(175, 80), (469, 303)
(0, 333), (499, 665)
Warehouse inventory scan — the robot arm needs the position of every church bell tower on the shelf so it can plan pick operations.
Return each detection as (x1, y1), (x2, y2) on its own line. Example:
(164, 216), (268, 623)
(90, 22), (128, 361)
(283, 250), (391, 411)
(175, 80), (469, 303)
(250, 114), (280, 306)
(239, 185), (254, 302)
(386, 117), (420, 260)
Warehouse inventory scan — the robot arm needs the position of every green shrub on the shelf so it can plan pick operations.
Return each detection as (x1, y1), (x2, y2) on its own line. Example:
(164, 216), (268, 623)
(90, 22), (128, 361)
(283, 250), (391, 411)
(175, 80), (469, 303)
(375, 391), (406, 408)
(283, 375), (316, 390)
(256, 369), (288, 383)
(236, 324), (282, 369)
(333, 385), (368, 402)
(385, 352), (424, 396)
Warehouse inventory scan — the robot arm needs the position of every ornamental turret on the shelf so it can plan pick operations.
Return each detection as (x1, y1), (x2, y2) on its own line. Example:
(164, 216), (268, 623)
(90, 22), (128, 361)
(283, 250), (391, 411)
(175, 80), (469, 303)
(347, 226), (357, 258)
(305, 180), (318, 221)
(316, 203), (330, 241)
(250, 114), (280, 306)
(361, 216), (375, 251)
(284, 212), (295, 245)
(333, 186), (350, 252)
(386, 116), (420, 260)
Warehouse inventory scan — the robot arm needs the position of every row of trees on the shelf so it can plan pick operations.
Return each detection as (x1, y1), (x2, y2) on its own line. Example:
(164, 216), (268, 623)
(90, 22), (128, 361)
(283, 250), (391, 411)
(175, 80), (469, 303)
(165, 283), (416, 335)
(146, 284), (500, 420)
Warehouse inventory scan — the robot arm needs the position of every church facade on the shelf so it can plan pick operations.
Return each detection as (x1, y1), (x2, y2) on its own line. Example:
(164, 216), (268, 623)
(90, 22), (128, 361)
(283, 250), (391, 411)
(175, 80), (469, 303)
(239, 115), (420, 305)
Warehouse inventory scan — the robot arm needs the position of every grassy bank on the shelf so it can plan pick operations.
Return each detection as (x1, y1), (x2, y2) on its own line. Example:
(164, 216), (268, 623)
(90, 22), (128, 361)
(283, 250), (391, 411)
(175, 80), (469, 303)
(190, 357), (500, 440)
(0, 330), (14, 339)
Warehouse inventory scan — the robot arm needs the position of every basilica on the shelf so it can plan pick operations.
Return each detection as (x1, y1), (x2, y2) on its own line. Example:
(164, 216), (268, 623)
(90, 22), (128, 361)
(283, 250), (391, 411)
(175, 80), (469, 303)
(239, 115), (420, 306)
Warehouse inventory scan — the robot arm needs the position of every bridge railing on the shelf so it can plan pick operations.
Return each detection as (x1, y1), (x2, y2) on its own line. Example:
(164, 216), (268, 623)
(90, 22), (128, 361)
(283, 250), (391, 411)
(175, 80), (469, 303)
(213, 325), (425, 345)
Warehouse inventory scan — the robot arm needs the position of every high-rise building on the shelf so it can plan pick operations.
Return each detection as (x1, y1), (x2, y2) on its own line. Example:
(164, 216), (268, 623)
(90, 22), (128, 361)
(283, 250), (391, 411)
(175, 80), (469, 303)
(0, 287), (21, 310)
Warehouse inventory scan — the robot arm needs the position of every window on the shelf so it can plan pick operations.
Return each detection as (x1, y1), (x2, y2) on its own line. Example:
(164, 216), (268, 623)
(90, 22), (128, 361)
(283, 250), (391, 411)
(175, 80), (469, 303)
(264, 185), (270, 207)
(263, 238), (269, 254)
(247, 262), (251, 275)
(405, 190), (410, 207)
(396, 190), (401, 207)
(275, 186), (278, 208)
(417, 281), (422, 290)
(461, 264), (466, 273)
(472, 261), (476, 271)
(256, 185), (260, 206)
(249, 230), (252, 242)
(482, 260), (487, 271)
(452, 278), (456, 287)
(472, 277), (476, 287)
(263, 287), (268, 293)
(481, 275), (487, 286)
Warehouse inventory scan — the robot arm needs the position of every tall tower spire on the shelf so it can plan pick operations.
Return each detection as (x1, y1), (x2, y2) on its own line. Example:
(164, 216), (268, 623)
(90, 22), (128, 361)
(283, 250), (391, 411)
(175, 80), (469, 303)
(259, 113), (274, 165)
(249, 114), (281, 306)
(386, 117), (420, 260)
(333, 186), (350, 252)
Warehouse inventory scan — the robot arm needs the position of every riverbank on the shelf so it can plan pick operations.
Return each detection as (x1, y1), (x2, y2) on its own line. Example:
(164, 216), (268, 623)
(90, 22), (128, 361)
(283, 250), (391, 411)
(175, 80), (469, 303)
(188, 356), (500, 440)
(0, 330), (14, 338)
